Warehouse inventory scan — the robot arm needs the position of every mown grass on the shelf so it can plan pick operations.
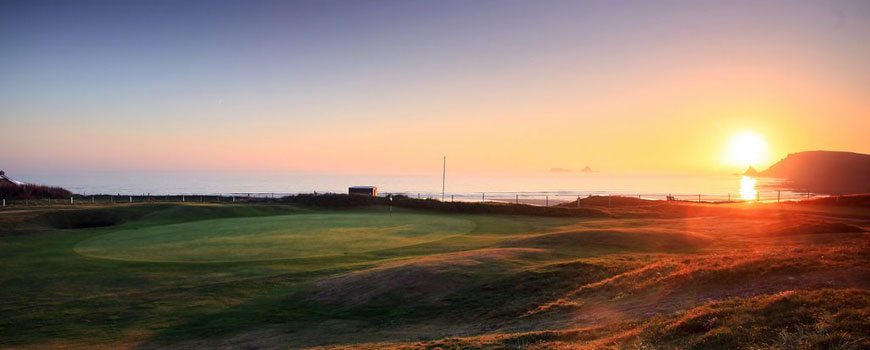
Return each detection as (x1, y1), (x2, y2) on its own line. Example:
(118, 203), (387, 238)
(75, 212), (477, 262)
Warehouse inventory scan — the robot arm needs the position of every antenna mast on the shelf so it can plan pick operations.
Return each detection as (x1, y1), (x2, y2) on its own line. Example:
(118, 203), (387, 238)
(441, 156), (446, 201)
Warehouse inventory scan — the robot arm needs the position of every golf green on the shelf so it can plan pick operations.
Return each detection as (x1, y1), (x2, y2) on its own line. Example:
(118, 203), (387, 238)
(74, 212), (476, 262)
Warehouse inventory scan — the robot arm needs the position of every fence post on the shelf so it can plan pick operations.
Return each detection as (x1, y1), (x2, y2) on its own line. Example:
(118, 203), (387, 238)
(777, 191), (781, 203)
(482, 193), (485, 202)
(2, 199), (4, 207)
(182, 195), (185, 202)
(697, 194), (701, 203)
(577, 196), (580, 208)
(91, 195), (94, 204)
(757, 191), (760, 202)
(451, 194), (454, 202)
(516, 194), (519, 204)
(129, 195), (132, 203)
(545, 195), (549, 207)
(70, 196), (74, 205)
(728, 193), (730, 202)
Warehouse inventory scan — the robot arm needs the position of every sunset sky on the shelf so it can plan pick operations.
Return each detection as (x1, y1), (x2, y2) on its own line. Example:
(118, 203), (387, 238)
(2, 0), (868, 175)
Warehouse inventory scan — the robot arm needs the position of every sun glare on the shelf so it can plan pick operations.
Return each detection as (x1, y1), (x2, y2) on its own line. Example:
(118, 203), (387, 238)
(724, 131), (769, 168)
(739, 175), (757, 201)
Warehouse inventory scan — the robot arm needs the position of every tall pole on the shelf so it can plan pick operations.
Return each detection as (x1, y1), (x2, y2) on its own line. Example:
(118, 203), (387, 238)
(441, 156), (446, 201)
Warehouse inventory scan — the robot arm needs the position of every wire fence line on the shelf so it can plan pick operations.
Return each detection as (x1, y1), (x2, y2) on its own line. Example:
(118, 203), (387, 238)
(384, 190), (819, 205)
(0, 189), (821, 208)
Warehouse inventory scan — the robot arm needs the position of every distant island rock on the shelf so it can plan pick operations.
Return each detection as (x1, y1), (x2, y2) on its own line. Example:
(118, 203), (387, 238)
(755, 150), (870, 194)
(549, 166), (596, 173)
(743, 166), (759, 176)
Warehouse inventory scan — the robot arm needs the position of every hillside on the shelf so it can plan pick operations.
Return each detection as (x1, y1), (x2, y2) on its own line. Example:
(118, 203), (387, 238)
(1, 199), (868, 349)
(758, 150), (870, 194)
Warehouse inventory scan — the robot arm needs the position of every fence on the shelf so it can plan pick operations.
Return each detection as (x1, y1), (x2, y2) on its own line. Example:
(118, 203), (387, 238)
(0, 189), (823, 208)
(0, 192), (291, 208)
(384, 190), (820, 206)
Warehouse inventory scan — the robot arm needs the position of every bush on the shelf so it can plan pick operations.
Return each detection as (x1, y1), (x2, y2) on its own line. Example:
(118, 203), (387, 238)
(267, 193), (611, 218)
(0, 183), (72, 200)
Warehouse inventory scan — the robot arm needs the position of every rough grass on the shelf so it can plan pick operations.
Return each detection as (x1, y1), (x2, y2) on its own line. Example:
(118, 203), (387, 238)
(628, 289), (870, 350)
(0, 200), (868, 350)
(504, 228), (711, 252)
(310, 248), (545, 306)
(335, 289), (869, 350)
(768, 220), (865, 236)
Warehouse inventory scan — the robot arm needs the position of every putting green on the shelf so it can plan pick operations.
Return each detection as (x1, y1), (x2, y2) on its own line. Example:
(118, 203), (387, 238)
(74, 213), (475, 263)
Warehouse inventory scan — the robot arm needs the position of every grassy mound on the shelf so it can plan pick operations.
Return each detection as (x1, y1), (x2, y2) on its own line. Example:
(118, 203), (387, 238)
(310, 248), (544, 306)
(41, 209), (123, 229)
(632, 289), (870, 350)
(380, 289), (870, 350)
(770, 220), (865, 236)
(558, 195), (653, 208)
(272, 193), (613, 218)
(505, 228), (710, 252)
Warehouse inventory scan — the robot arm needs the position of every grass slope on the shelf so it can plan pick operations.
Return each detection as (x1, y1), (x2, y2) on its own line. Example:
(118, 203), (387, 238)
(0, 199), (867, 350)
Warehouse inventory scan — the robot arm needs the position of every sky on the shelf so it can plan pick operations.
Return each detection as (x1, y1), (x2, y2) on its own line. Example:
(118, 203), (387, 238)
(1, 0), (869, 175)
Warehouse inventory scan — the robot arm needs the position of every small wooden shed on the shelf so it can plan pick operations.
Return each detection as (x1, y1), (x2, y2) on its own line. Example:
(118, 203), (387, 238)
(348, 186), (378, 196)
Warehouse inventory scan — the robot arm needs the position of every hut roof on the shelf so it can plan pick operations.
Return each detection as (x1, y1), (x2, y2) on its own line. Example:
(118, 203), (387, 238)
(0, 171), (24, 186)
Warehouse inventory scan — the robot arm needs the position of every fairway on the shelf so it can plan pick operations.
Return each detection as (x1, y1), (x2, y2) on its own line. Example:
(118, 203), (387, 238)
(75, 212), (476, 262)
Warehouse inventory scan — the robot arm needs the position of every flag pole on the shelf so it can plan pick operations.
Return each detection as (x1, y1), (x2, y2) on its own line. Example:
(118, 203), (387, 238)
(441, 156), (446, 201)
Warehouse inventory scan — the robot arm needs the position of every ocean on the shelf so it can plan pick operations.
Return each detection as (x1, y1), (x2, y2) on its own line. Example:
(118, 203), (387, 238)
(11, 171), (805, 203)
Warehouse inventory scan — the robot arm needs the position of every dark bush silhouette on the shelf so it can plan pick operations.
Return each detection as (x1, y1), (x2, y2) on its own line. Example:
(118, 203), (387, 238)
(271, 193), (611, 217)
(0, 183), (72, 200)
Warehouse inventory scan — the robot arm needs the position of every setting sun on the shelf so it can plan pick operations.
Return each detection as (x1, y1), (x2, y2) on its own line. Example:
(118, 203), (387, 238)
(724, 131), (770, 169)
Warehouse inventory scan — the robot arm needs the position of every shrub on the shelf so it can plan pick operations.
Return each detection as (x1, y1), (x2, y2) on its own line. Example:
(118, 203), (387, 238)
(0, 183), (72, 200)
(268, 193), (611, 217)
